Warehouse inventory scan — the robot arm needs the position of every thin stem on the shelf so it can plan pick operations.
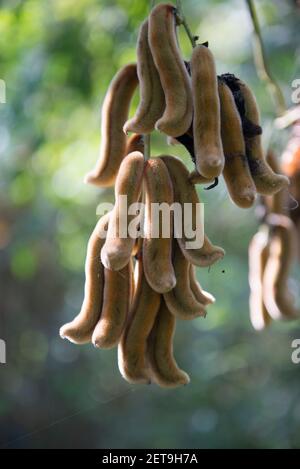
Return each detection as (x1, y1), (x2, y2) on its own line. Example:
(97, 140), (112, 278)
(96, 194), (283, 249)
(143, 134), (151, 161)
(176, 0), (197, 48)
(245, 0), (286, 116)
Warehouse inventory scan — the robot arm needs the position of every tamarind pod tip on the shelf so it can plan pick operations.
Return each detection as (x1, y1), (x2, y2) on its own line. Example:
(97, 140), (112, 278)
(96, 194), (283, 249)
(233, 190), (257, 209)
(189, 265), (216, 306)
(164, 293), (207, 321)
(189, 171), (214, 185)
(83, 172), (94, 185)
(194, 248), (225, 268)
(59, 324), (89, 345)
(250, 164), (290, 196)
(83, 170), (116, 188)
(196, 157), (224, 180)
(83, 171), (104, 187)
(151, 372), (190, 389)
(100, 246), (129, 272)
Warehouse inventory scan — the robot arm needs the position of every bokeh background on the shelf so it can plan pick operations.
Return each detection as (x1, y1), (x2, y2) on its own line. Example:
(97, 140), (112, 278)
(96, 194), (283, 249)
(1, 0), (300, 449)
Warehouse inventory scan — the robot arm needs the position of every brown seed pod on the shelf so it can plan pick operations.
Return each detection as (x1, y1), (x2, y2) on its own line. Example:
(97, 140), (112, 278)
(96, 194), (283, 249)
(189, 264), (215, 306)
(101, 151), (145, 271)
(123, 20), (165, 135)
(143, 158), (176, 293)
(148, 3), (193, 137)
(263, 214), (299, 320)
(218, 80), (257, 208)
(191, 45), (224, 179)
(248, 230), (272, 331)
(59, 213), (110, 344)
(262, 151), (288, 216)
(118, 256), (161, 384)
(84, 64), (138, 187)
(92, 259), (133, 349)
(238, 79), (289, 195)
(161, 155), (225, 266)
(147, 298), (190, 388)
(189, 171), (214, 185)
(164, 240), (207, 320)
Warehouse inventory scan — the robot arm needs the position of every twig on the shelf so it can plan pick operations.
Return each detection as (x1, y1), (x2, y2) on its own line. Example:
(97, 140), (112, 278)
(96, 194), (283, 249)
(143, 134), (151, 161)
(245, 0), (286, 116)
(176, 0), (197, 48)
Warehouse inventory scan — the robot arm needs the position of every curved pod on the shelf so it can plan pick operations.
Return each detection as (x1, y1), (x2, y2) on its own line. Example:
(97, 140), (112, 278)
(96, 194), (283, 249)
(92, 260), (133, 349)
(85, 64), (138, 187)
(124, 20), (165, 134)
(147, 299), (190, 388)
(148, 3), (193, 137)
(161, 155), (225, 267)
(238, 79), (289, 195)
(143, 158), (176, 293)
(191, 45), (224, 179)
(101, 151), (145, 271)
(118, 257), (161, 384)
(164, 241), (207, 320)
(218, 80), (257, 208)
(59, 213), (110, 344)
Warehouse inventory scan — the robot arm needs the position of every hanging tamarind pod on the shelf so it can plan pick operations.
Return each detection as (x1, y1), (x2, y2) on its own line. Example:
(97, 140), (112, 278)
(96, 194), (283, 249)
(101, 151), (144, 271)
(263, 214), (300, 320)
(59, 213), (110, 344)
(84, 64), (138, 187)
(262, 151), (288, 215)
(123, 20), (165, 135)
(237, 79), (289, 195)
(118, 256), (161, 384)
(248, 230), (272, 331)
(189, 264), (215, 306)
(143, 158), (176, 293)
(92, 259), (133, 349)
(161, 155), (225, 267)
(146, 298), (190, 388)
(218, 80), (257, 208)
(191, 45), (224, 179)
(281, 125), (300, 226)
(164, 240), (207, 320)
(148, 3), (193, 137)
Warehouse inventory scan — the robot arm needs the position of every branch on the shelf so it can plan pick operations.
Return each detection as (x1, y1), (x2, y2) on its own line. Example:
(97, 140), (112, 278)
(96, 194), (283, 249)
(245, 0), (286, 116)
(176, 0), (197, 48)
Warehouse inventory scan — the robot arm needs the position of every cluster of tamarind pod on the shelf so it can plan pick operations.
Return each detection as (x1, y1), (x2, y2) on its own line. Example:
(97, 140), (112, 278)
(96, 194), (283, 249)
(60, 151), (224, 387)
(59, 2), (295, 386)
(249, 107), (300, 331)
(84, 2), (289, 207)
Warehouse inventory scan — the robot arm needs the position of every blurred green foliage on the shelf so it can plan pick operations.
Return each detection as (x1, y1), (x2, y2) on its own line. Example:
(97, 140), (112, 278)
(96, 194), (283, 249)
(0, 0), (300, 449)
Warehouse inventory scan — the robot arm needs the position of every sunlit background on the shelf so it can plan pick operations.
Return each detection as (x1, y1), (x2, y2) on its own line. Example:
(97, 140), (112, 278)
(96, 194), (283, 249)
(0, 0), (300, 449)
